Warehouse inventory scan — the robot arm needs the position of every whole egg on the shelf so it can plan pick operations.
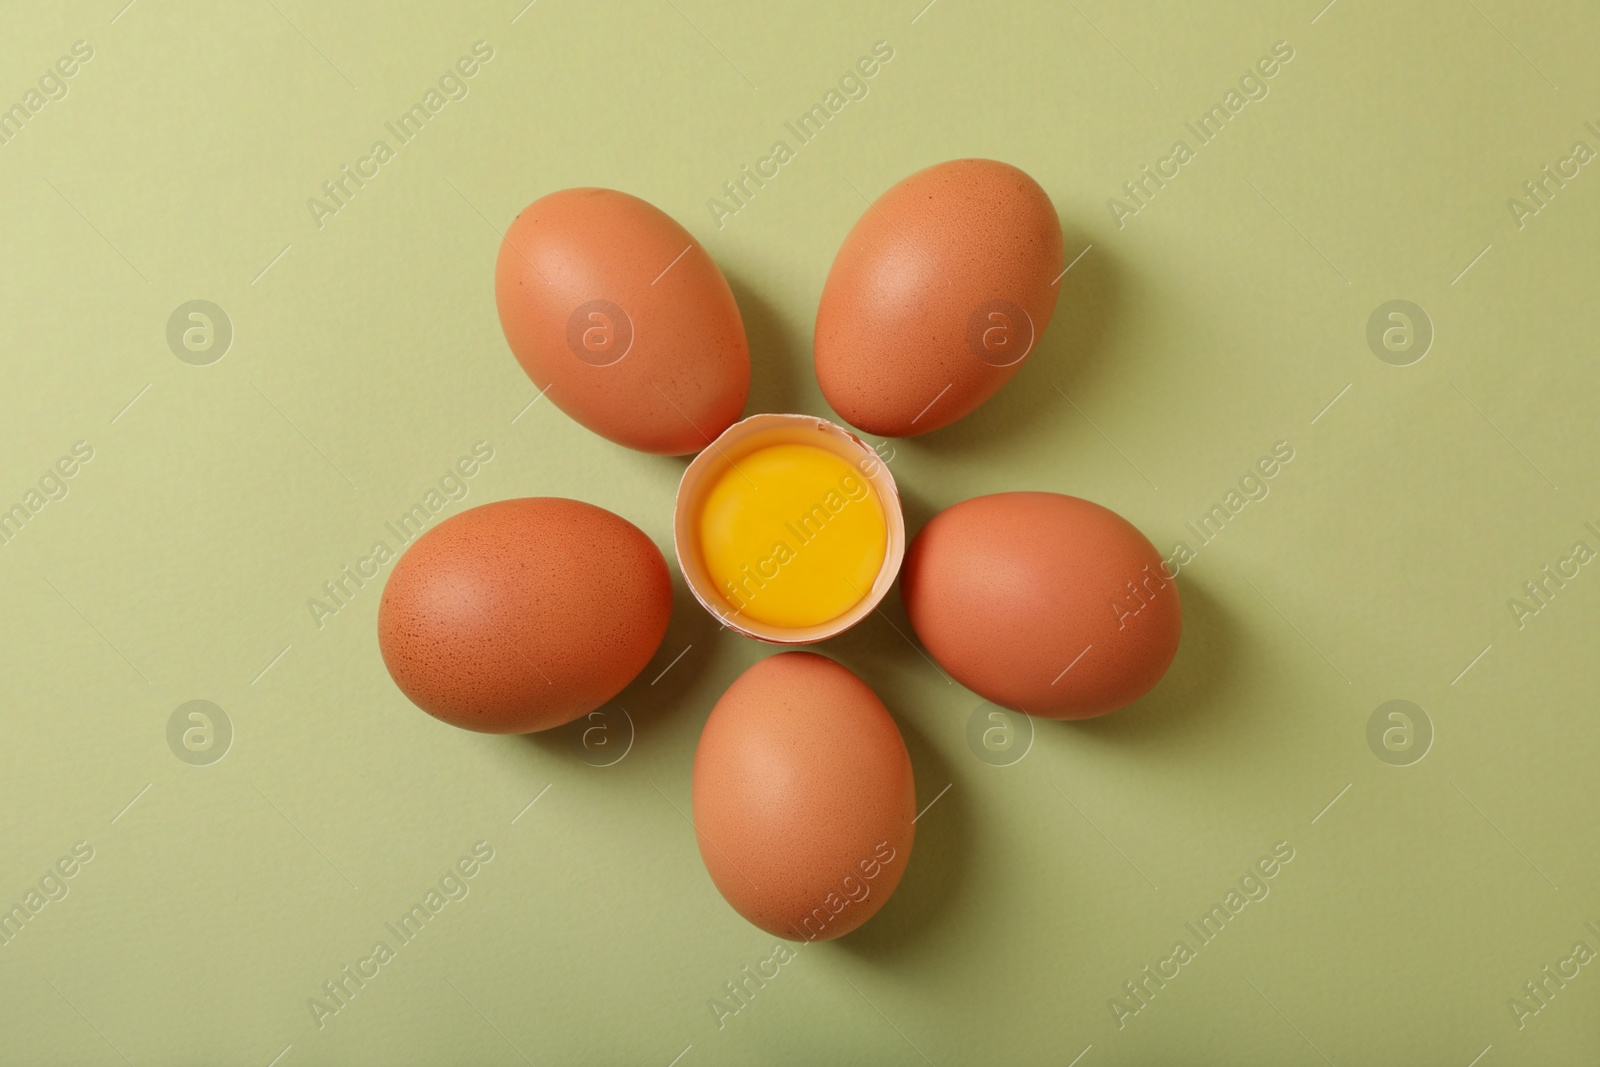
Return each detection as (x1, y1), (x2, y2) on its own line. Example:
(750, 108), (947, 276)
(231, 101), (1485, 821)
(901, 492), (1181, 718)
(377, 497), (672, 733)
(692, 652), (915, 941)
(814, 159), (1063, 436)
(496, 188), (749, 455)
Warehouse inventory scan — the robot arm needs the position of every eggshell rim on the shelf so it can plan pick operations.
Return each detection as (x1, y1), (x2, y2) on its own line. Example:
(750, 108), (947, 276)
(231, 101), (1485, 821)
(673, 413), (906, 644)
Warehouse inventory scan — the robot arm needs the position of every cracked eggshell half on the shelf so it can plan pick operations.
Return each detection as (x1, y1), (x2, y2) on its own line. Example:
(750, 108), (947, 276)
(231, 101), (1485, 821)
(673, 413), (905, 644)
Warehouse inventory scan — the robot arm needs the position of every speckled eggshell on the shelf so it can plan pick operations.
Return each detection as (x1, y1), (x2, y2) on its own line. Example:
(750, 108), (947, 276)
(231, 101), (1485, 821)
(495, 188), (749, 455)
(814, 159), (1064, 437)
(692, 652), (915, 941)
(901, 492), (1181, 719)
(377, 498), (672, 733)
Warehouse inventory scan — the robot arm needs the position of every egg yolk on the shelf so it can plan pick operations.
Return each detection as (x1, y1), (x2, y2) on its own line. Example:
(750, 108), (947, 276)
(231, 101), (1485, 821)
(698, 444), (887, 628)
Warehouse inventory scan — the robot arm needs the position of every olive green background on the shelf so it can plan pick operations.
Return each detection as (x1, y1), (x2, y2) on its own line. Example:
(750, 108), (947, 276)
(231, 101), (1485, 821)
(3, 0), (1598, 1063)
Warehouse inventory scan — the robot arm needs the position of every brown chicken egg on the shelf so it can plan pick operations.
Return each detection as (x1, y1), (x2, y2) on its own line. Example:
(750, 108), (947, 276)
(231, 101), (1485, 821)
(901, 492), (1181, 718)
(814, 159), (1064, 437)
(377, 498), (672, 733)
(495, 188), (749, 455)
(692, 652), (915, 941)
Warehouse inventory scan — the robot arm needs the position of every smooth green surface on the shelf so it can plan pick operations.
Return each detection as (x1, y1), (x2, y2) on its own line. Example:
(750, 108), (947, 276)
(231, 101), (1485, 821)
(3, 1), (1598, 1063)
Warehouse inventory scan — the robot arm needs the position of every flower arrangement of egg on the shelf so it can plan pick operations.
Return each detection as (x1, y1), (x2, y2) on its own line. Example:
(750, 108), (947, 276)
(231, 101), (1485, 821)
(377, 160), (1182, 942)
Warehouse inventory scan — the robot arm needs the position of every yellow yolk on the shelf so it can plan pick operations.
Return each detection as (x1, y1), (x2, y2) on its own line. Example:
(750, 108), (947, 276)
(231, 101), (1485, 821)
(698, 443), (887, 628)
